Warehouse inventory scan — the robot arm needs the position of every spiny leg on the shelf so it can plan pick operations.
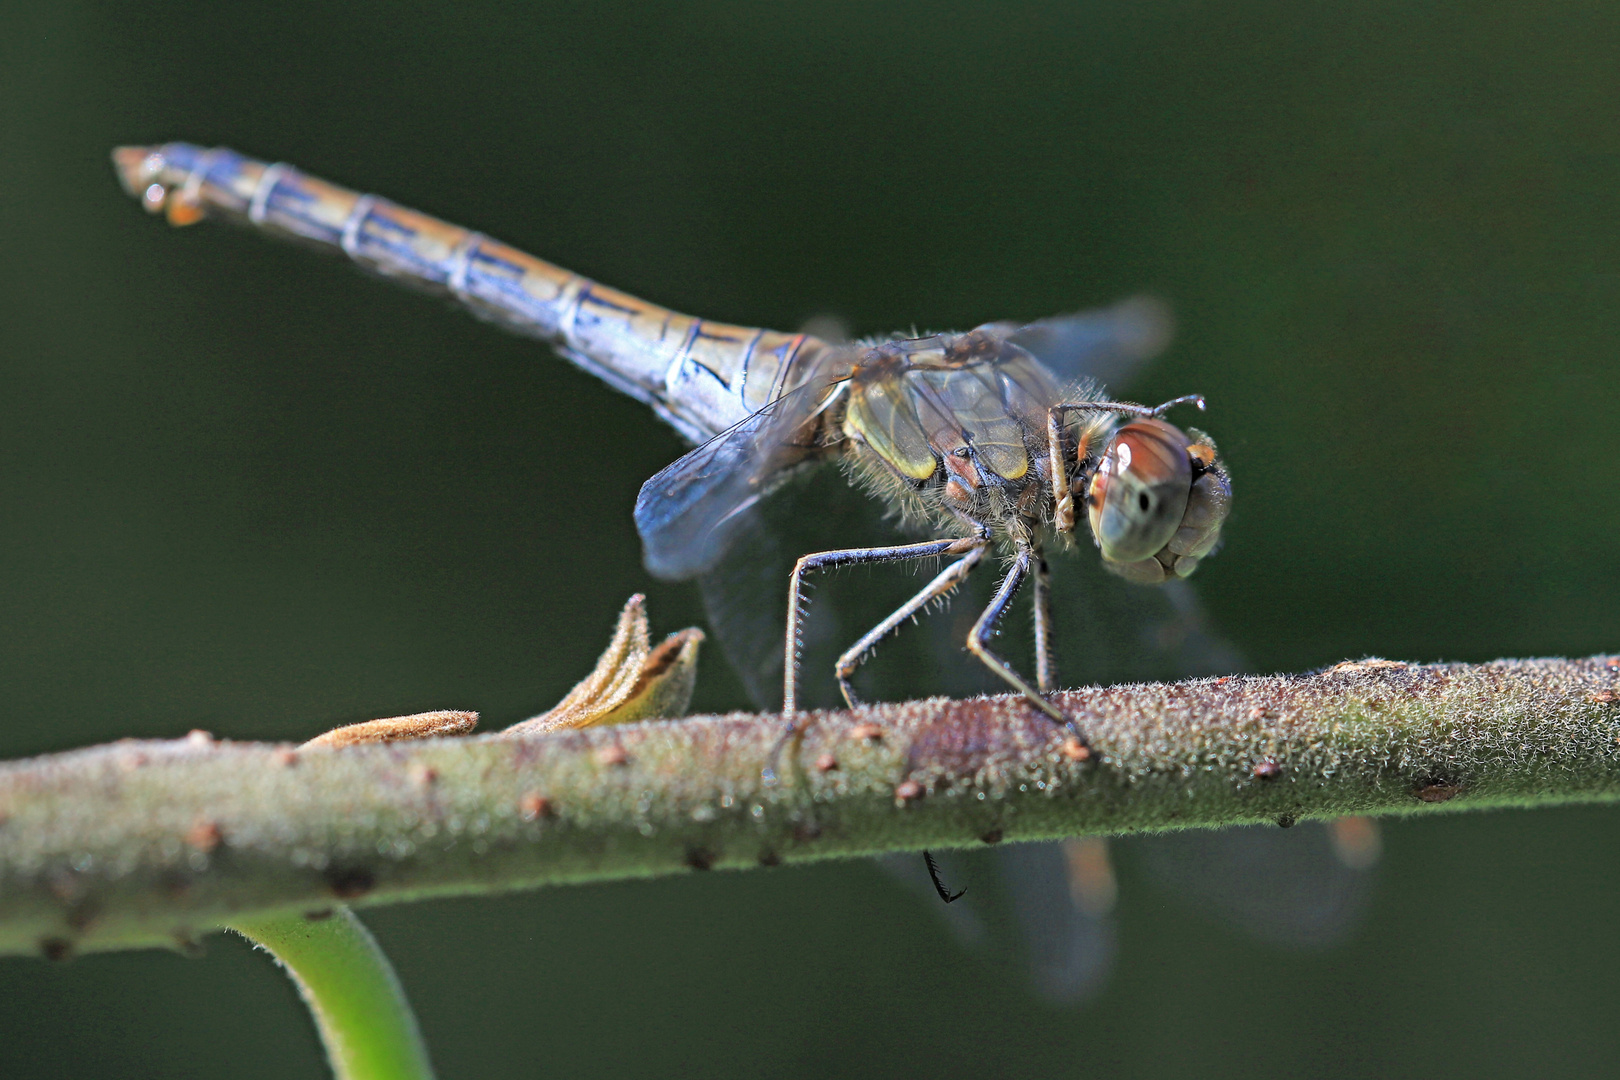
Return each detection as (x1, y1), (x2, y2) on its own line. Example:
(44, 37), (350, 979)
(1031, 549), (1089, 746)
(1046, 407), (1078, 533)
(1032, 550), (1054, 695)
(832, 541), (990, 708)
(967, 547), (1067, 725)
(1052, 394), (1206, 422)
(768, 533), (987, 782)
(782, 533), (988, 717)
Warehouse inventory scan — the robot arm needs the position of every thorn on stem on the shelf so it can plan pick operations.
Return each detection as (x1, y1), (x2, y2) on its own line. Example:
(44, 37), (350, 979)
(519, 793), (554, 821)
(184, 820), (223, 853)
(1060, 737), (1090, 761)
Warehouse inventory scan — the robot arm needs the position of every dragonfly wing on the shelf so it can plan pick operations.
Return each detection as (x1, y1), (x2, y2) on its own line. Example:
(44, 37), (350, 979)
(877, 842), (1116, 1007)
(695, 510), (836, 710)
(634, 379), (834, 581)
(694, 465), (878, 709)
(917, 366), (1031, 481)
(695, 516), (788, 708)
(996, 840), (1117, 1004)
(990, 295), (1174, 391)
(1133, 821), (1377, 948)
(844, 373), (937, 481)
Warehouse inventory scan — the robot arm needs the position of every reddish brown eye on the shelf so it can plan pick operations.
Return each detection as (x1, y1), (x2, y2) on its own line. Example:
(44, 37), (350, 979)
(1088, 419), (1192, 564)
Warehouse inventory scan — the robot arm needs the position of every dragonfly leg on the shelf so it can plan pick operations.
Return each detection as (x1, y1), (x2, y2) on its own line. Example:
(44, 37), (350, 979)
(832, 542), (990, 708)
(766, 532), (987, 784)
(1032, 549), (1055, 695)
(1046, 407), (1077, 534)
(1053, 395), (1206, 423)
(967, 547), (1067, 725)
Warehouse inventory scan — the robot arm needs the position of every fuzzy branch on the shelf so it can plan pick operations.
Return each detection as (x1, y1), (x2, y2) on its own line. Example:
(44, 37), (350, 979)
(3, 654), (1618, 958)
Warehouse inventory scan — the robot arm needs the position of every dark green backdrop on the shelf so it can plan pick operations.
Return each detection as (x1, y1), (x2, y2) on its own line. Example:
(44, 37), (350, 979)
(4, 2), (1619, 1076)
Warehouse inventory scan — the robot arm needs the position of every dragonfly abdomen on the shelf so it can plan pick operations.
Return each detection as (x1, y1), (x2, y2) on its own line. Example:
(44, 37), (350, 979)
(112, 142), (829, 447)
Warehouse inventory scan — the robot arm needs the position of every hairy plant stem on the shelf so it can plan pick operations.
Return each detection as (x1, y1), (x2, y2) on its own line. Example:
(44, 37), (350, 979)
(3, 655), (1618, 958)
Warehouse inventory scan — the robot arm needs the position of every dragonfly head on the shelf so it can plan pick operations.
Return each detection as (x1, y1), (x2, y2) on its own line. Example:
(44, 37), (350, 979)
(1087, 419), (1230, 584)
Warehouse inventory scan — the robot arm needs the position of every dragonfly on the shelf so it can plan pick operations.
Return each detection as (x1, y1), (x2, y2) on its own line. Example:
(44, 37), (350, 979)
(113, 142), (1231, 744)
(112, 142), (1371, 1004)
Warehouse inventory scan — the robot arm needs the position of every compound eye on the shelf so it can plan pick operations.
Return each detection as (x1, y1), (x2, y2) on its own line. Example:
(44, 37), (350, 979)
(1087, 419), (1192, 564)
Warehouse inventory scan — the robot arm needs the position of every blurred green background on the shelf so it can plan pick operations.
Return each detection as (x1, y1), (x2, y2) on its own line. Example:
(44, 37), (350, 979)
(4, 1), (1620, 1076)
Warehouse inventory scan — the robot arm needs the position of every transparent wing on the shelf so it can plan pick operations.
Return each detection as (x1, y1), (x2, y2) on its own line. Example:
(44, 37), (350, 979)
(1132, 821), (1378, 948)
(915, 366), (1030, 480)
(878, 841), (1117, 1007)
(696, 520), (789, 708)
(982, 295), (1174, 391)
(843, 374), (937, 481)
(695, 467), (872, 709)
(634, 376), (842, 581)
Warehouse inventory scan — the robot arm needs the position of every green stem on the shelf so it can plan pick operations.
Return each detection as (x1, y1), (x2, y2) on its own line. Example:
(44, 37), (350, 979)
(231, 907), (435, 1080)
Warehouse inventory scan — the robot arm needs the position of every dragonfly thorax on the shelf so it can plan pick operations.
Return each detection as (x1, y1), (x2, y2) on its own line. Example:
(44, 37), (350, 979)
(872, 408), (1226, 576)
(827, 327), (1230, 585)
(830, 331), (1064, 533)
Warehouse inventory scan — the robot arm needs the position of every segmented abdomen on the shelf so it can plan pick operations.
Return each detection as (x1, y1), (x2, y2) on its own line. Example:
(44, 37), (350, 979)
(113, 143), (829, 445)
